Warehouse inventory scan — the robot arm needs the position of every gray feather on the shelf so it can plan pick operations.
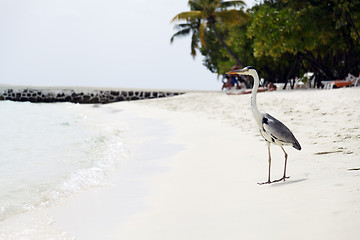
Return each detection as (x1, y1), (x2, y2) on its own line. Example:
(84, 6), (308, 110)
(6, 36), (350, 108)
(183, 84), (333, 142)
(262, 113), (301, 150)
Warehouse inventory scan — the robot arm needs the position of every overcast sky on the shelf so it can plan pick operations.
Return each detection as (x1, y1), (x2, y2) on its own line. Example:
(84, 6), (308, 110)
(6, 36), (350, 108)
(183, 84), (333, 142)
(0, 0), (256, 90)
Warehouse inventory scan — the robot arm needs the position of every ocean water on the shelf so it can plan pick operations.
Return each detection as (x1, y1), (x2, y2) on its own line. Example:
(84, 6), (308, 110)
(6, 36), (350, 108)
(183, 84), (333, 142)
(0, 100), (128, 224)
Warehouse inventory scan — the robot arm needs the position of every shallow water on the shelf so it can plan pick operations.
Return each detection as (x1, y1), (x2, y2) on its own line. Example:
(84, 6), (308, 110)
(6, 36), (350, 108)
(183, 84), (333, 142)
(0, 101), (128, 222)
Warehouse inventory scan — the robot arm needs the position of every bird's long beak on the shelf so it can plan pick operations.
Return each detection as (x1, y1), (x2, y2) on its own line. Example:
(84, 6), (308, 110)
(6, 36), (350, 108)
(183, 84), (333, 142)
(226, 68), (246, 75)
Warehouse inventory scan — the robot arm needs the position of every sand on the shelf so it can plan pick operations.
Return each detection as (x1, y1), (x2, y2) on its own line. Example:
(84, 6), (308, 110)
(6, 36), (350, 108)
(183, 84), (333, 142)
(4, 88), (360, 239)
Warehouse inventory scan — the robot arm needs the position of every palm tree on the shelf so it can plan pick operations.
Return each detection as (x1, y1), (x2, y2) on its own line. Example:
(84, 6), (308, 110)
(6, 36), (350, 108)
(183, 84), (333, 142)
(171, 0), (248, 66)
(170, 19), (202, 58)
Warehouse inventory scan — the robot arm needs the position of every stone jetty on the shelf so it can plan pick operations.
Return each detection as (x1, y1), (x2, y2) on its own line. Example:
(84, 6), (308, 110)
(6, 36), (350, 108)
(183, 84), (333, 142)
(0, 86), (185, 104)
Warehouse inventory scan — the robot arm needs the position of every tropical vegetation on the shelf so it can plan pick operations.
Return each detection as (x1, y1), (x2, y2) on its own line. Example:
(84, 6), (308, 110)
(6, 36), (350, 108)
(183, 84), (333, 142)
(171, 0), (360, 88)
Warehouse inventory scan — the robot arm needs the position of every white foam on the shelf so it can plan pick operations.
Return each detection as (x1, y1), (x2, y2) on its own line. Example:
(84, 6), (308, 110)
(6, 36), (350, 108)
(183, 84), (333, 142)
(0, 101), (128, 222)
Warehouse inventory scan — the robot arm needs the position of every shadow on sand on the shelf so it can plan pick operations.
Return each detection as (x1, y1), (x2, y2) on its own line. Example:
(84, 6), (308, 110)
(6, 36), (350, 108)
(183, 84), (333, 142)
(270, 178), (308, 187)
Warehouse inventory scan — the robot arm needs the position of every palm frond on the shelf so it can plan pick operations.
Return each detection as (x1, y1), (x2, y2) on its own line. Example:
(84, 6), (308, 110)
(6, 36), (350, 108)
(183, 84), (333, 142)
(173, 23), (192, 30)
(191, 33), (200, 58)
(171, 11), (203, 23)
(170, 28), (192, 43)
(220, 1), (246, 9)
(188, 0), (204, 11)
(199, 21), (207, 48)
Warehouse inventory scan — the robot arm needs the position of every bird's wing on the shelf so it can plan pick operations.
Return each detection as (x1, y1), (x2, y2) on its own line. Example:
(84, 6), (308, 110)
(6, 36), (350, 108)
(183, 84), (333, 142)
(262, 113), (301, 150)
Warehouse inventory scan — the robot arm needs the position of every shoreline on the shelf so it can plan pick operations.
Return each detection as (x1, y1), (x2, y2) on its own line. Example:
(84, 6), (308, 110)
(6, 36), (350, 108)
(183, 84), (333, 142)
(46, 101), (262, 239)
(2, 88), (360, 239)
(48, 106), (184, 239)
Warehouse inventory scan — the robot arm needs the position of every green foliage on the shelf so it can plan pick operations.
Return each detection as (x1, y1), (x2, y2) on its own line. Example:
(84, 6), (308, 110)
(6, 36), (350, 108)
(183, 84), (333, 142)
(171, 0), (249, 65)
(248, 5), (301, 58)
(171, 0), (360, 83)
(201, 23), (254, 73)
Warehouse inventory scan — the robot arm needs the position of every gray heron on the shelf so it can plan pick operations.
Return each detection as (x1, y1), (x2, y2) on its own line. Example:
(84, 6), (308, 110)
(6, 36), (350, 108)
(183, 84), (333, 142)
(227, 66), (301, 185)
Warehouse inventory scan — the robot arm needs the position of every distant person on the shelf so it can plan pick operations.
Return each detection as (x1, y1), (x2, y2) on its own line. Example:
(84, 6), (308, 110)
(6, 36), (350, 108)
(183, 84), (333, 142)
(222, 75), (241, 90)
(267, 82), (277, 91)
(222, 75), (234, 90)
(230, 75), (241, 89)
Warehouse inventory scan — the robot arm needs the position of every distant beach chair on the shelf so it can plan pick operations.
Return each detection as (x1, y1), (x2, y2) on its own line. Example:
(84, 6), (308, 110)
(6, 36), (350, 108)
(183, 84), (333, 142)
(322, 73), (360, 89)
(321, 80), (335, 89)
(350, 75), (360, 87)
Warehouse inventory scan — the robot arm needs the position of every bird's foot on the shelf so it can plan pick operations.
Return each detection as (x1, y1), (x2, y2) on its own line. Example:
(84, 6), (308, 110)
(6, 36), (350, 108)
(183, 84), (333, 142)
(257, 176), (289, 185)
(272, 176), (290, 183)
(257, 180), (272, 185)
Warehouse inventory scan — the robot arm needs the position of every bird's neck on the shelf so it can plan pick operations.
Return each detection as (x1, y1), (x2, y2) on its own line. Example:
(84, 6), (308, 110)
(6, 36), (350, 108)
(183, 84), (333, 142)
(250, 72), (263, 127)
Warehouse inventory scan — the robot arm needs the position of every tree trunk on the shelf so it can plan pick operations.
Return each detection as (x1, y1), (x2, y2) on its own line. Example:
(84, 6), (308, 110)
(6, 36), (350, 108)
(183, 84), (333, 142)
(283, 56), (298, 90)
(210, 22), (244, 67)
(299, 52), (336, 79)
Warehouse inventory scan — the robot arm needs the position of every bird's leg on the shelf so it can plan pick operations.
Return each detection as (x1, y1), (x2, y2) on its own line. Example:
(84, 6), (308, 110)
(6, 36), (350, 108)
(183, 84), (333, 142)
(268, 143), (272, 182)
(258, 142), (272, 185)
(281, 146), (290, 180)
(272, 146), (290, 183)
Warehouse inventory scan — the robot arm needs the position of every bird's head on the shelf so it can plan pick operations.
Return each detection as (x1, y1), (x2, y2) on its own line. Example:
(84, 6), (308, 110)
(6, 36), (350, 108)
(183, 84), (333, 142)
(226, 66), (257, 76)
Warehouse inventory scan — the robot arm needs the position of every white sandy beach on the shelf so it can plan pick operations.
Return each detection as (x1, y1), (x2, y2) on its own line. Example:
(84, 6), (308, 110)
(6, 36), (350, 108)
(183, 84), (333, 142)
(2, 88), (360, 239)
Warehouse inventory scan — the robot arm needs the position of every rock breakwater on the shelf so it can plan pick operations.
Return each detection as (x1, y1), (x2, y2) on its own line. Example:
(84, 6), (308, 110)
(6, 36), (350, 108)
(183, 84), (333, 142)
(0, 87), (185, 104)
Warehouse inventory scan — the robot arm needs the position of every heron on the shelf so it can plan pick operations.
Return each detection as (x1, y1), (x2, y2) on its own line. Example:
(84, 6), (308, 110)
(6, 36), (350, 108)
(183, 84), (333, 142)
(227, 66), (301, 184)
